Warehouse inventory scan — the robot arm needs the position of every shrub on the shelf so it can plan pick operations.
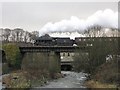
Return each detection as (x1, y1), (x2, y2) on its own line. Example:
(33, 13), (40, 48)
(3, 71), (31, 89)
(72, 52), (90, 73)
(21, 53), (51, 86)
(93, 59), (119, 85)
(2, 43), (21, 69)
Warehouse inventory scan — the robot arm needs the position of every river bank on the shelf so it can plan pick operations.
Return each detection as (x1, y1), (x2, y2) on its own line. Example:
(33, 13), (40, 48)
(85, 80), (118, 89)
(31, 71), (88, 89)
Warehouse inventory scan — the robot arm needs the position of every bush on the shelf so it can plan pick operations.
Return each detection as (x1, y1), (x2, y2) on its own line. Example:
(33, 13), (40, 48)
(72, 52), (90, 73)
(3, 71), (31, 89)
(2, 43), (21, 69)
(21, 52), (51, 86)
(89, 38), (119, 74)
(93, 59), (119, 85)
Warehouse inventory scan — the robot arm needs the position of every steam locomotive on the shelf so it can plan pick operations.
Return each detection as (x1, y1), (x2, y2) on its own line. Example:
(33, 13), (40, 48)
(34, 34), (74, 46)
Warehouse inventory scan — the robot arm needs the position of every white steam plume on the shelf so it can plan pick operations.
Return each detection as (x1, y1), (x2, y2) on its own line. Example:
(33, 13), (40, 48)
(39, 9), (118, 36)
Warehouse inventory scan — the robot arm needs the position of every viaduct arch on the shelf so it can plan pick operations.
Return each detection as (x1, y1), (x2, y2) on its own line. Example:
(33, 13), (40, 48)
(19, 46), (89, 73)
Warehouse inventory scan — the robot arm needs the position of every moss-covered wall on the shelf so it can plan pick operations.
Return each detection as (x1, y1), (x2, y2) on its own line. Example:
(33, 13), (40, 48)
(21, 52), (49, 71)
(21, 52), (61, 74)
(48, 52), (61, 74)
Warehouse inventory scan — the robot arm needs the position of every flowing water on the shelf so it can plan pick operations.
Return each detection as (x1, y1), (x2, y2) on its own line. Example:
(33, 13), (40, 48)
(33, 71), (88, 89)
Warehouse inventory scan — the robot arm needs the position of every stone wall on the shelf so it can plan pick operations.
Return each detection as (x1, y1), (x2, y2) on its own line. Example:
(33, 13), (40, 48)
(21, 52), (61, 74)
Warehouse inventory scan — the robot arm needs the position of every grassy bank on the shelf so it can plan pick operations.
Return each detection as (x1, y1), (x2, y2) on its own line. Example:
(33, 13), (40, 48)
(85, 59), (119, 90)
(85, 80), (118, 89)
(2, 70), (62, 88)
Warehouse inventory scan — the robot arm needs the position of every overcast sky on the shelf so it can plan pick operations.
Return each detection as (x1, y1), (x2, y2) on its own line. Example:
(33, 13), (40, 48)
(0, 2), (118, 38)
(1, 2), (117, 31)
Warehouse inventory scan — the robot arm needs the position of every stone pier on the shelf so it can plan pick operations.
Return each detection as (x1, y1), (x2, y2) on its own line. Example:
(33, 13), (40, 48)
(21, 51), (61, 74)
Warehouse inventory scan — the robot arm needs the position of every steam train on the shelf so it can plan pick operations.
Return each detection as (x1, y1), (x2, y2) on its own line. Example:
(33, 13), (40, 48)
(34, 34), (119, 46)
(34, 34), (74, 46)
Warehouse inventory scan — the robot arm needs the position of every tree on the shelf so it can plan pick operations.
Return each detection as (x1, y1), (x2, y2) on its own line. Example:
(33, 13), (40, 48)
(13, 28), (24, 42)
(73, 37), (119, 74)
(18, 29), (24, 42)
(0, 28), (3, 41)
(2, 43), (21, 68)
(73, 52), (90, 73)
(110, 28), (118, 37)
(2, 28), (11, 41)
(10, 30), (16, 42)
(89, 37), (119, 74)
(23, 31), (29, 43)
(31, 31), (39, 42)
(84, 25), (103, 37)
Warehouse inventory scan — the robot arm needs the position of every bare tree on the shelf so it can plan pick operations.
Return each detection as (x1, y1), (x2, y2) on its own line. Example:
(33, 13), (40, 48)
(0, 28), (3, 41)
(28, 33), (32, 42)
(13, 28), (24, 42)
(2, 28), (11, 41)
(23, 31), (30, 43)
(10, 30), (16, 42)
(110, 28), (118, 37)
(19, 29), (24, 42)
(31, 31), (39, 42)
(1, 28), (40, 43)
(84, 25), (103, 37)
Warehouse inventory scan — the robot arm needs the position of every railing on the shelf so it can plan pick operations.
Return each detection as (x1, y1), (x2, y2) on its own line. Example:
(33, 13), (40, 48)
(19, 46), (89, 53)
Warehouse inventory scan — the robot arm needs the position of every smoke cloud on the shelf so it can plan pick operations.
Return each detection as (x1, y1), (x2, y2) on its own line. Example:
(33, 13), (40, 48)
(39, 9), (118, 36)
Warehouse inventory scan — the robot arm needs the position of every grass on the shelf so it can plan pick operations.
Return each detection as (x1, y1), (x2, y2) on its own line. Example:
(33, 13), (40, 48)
(85, 80), (119, 90)
(2, 70), (31, 88)
(85, 59), (120, 90)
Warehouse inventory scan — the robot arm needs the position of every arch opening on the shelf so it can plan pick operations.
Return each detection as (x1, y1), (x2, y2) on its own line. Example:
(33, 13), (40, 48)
(61, 64), (73, 71)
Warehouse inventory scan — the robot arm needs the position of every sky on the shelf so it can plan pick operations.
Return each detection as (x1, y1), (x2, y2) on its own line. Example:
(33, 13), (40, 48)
(1, 2), (118, 38)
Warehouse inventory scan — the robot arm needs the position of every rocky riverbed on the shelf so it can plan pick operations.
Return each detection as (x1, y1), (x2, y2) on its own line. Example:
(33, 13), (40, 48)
(32, 71), (88, 89)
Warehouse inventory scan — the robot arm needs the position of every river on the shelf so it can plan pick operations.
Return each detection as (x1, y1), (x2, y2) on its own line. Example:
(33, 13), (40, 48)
(32, 71), (88, 89)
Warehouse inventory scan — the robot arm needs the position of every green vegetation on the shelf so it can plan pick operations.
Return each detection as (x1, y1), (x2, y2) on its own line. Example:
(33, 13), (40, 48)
(21, 52), (62, 87)
(93, 59), (119, 84)
(2, 43), (22, 69)
(2, 46), (62, 88)
(73, 52), (90, 73)
(89, 38), (118, 74)
(73, 38), (119, 88)
(48, 52), (61, 78)
(85, 57), (119, 89)
(73, 38), (118, 73)
(21, 52), (50, 86)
